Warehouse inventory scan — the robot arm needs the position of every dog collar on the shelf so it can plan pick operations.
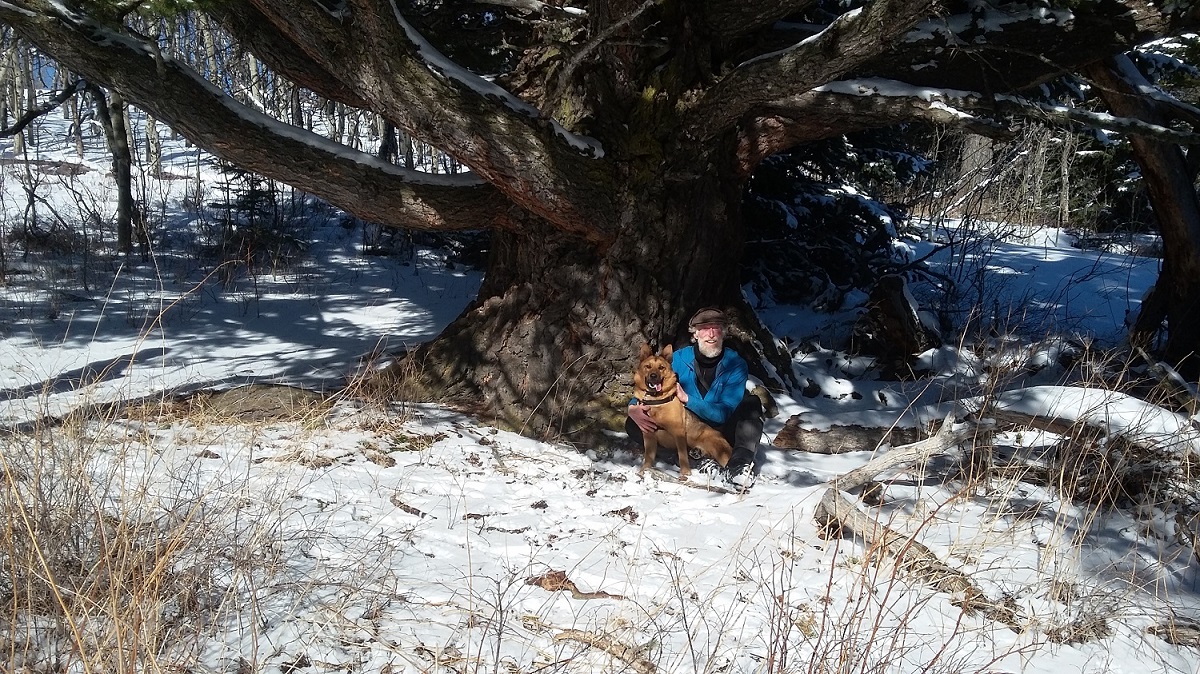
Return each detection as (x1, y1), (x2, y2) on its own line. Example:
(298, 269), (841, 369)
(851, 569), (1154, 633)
(636, 391), (677, 406)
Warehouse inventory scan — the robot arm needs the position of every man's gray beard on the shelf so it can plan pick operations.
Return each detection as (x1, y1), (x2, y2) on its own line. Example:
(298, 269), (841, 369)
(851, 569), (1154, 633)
(697, 341), (723, 359)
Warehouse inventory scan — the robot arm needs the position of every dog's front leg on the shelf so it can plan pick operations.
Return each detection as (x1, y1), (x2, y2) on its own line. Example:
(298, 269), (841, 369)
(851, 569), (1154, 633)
(675, 437), (691, 479)
(640, 432), (659, 475)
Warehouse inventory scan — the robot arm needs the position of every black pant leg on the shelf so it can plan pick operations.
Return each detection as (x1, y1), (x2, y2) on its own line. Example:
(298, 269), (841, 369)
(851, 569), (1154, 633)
(625, 415), (645, 445)
(721, 391), (763, 469)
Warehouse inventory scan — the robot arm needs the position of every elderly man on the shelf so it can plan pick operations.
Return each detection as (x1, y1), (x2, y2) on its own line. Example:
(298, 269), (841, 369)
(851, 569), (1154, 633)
(626, 307), (763, 488)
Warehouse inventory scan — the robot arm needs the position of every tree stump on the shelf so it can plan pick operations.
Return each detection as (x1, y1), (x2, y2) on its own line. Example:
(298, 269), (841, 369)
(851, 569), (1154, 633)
(850, 274), (940, 377)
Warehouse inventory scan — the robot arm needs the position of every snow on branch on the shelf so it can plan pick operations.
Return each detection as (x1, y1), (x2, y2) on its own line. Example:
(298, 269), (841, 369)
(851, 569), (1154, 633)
(478, 0), (586, 16)
(1105, 52), (1200, 130)
(687, 0), (938, 139)
(386, 0), (603, 158)
(904, 3), (1073, 45)
(735, 81), (1013, 169)
(805, 76), (1200, 146)
(995, 95), (1200, 145)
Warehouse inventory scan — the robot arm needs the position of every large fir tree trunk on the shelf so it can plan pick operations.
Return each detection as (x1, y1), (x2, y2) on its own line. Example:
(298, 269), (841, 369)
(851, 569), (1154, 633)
(387, 145), (766, 441)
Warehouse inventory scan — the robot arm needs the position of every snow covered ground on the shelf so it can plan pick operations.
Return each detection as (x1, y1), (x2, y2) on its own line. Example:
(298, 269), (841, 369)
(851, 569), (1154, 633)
(1, 109), (1198, 673)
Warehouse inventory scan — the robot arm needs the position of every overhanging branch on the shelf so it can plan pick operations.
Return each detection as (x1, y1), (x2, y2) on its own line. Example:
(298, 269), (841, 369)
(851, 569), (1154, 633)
(734, 85), (1013, 176)
(0, 1), (511, 233)
(994, 95), (1200, 145)
(736, 77), (1200, 177)
(686, 0), (938, 140)
(238, 0), (616, 243)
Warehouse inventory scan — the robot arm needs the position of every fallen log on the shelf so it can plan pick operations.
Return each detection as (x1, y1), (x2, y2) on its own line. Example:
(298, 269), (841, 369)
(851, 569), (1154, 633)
(814, 415), (1023, 632)
(983, 408), (1197, 506)
(1148, 619), (1200, 648)
(772, 417), (922, 454)
(813, 488), (1023, 632)
(985, 409), (1087, 437)
(554, 629), (656, 674)
(832, 414), (977, 491)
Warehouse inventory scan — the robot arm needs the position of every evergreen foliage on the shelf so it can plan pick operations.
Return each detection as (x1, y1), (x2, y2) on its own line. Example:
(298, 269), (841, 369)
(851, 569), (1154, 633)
(742, 131), (925, 311)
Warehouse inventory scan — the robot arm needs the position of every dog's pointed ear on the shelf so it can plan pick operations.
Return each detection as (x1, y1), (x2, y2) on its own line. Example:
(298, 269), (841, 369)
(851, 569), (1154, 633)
(639, 343), (653, 360)
(660, 344), (674, 359)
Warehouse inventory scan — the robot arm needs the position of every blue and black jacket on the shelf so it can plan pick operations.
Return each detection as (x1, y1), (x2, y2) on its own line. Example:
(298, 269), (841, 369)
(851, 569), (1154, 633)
(672, 345), (748, 426)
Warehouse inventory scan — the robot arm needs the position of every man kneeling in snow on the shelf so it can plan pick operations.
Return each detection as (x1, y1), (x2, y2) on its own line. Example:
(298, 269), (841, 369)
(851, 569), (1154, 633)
(626, 307), (763, 489)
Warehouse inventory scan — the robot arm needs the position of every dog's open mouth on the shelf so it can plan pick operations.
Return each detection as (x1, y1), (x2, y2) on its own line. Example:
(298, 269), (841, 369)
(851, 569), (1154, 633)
(647, 380), (663, 395)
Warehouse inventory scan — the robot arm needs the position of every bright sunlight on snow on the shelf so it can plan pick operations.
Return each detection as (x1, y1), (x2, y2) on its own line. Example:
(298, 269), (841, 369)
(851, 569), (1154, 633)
(1, 103), (1198, 674)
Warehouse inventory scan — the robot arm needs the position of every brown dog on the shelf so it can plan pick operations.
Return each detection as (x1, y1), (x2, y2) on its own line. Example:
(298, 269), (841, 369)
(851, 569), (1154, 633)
(632, 343), (733, 479)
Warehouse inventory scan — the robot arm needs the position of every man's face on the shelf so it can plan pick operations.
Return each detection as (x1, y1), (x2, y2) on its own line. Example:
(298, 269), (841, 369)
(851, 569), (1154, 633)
(693, 323), (725, 358)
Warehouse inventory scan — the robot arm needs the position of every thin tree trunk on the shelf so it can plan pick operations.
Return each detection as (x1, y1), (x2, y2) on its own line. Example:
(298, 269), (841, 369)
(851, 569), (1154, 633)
(23, 45), (35, 124)
(145, 114), (161, 175)
(1058, 131), (1075, 227)
(91, 86), (136, 254)
(347, 109), (360, 151)
(11, 47), (28, 154)
(68, 93), (84, 157)
(377, 118), (398, 163)
(400, 127), (415, 170)
(955, 134), (992, 205)
(200, 15), (221, 82)
(290, 84), (303, 128)
(0, 38), (17, 128)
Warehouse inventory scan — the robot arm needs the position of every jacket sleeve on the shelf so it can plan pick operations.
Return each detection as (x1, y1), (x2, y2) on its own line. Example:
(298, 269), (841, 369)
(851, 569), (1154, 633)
(682, 352), (748, 425)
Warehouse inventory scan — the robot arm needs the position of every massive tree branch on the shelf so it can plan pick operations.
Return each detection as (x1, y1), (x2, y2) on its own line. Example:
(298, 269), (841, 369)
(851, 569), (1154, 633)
(734, 77), (1200, 177)
(870, 2), (1195, 93)
(713, 1), (1200, 150)
(686, 0), (938, 139)
(0, 1), (511, 233)
(239, 0), (616, 244)
(734, 85), (1010, 176)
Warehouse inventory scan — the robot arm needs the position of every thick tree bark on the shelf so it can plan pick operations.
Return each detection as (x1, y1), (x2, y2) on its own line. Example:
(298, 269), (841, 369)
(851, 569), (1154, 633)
(389, 147), (771, 440)
(1090, 56), (1200, 378)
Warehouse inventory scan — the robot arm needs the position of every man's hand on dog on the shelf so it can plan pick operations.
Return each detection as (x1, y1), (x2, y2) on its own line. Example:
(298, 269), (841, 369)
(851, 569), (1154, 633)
(628, 403), (658, 433)
(676, 388), (688, 404)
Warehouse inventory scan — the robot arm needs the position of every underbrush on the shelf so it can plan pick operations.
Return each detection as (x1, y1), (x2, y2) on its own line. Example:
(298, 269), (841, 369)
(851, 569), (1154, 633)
(0, 405), (300, 674)
(0, 388), (1196, 674)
